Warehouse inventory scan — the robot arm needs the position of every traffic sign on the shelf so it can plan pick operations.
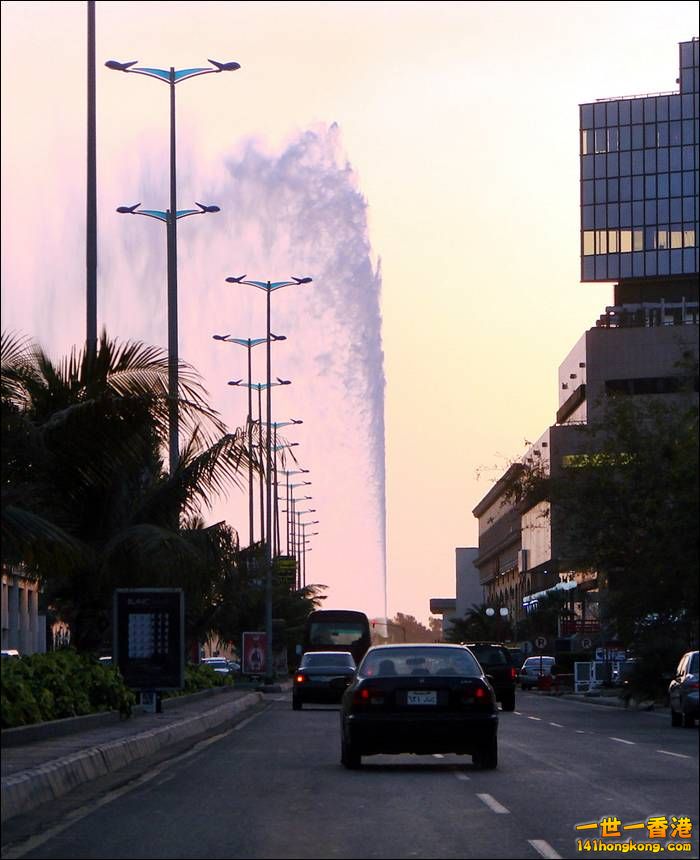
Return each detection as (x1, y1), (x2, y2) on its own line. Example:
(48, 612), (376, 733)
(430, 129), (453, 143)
(581, 637), (593, 649)
(535, 636), (547, 650)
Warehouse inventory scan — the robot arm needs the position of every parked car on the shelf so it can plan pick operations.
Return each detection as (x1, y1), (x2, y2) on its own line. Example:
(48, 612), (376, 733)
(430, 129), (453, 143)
(293, 651), (356, 710)
(463, 642), (517, 711)
(520, 655), (556, 690)
(340, 643), (499, 769)
(201, 657), (236, 676)
(1, 649), (20, 659)
(669, 650), (699, 728)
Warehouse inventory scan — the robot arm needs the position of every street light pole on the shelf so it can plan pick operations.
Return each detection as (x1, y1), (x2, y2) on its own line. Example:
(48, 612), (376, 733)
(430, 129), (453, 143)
(109, 57), (239, 474)
(226, 275), (311, 682)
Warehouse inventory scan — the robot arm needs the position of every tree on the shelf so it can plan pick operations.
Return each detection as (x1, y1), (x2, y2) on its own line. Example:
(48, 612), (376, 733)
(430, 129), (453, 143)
(506, 361), (699, 679)
(1, 331), (253, 651)
(388, 613), (434, 643)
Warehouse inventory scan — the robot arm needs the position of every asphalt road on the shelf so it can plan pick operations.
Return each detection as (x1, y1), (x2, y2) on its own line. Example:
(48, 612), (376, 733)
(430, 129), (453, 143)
(2, 691), (697, 860)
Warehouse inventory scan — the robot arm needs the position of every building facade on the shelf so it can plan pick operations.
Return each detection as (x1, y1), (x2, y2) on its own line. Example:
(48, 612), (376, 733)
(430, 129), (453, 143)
(472, 38), (698, 644)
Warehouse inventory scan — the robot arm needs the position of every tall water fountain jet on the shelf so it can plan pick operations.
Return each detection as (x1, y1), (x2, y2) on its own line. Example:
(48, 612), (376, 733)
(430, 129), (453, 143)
(108, 122), (388, 618)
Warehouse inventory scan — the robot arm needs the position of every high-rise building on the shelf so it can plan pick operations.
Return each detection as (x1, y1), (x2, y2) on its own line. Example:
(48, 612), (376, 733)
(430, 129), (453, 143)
(580, 39), (698, 299)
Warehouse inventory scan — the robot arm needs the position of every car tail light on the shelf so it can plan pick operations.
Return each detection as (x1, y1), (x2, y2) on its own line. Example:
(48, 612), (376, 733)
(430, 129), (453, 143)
(510, 667), (517, 681)
(352, 686), (385, 706)
(294, 673), (306, 684)
(461, 682), (494, 707)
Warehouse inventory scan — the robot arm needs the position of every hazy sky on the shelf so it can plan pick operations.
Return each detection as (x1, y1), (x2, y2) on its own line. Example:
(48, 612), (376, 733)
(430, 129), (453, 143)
(2, 1), (698, 624)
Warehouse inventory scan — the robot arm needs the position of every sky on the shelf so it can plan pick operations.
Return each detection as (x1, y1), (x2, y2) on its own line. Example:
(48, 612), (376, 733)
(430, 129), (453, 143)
(2, 1), (698, 625)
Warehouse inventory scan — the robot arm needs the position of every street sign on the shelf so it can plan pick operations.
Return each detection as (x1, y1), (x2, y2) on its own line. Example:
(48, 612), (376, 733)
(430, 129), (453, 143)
(535, 636), (547, 650)
(581, 637), (593, 649)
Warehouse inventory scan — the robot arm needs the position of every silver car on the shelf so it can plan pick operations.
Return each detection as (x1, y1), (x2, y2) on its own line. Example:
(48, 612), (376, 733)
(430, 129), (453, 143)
(519, 656), (556, 690)
(669, 650), (699, 728)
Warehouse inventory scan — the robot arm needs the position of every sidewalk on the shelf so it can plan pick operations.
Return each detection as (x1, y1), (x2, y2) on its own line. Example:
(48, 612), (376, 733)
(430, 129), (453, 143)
(1, 682), (288, 823)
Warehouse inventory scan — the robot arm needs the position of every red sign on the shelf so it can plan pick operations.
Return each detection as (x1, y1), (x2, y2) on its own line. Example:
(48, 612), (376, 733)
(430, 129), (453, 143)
(242, 632), (267, 674)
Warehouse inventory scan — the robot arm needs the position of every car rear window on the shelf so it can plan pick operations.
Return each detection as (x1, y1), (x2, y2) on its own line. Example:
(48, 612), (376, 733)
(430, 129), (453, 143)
(690, 653), (699, 674)
(360, 648), (481, 677)
(525, 657), (554, 666)
(301, 653), (355, 668)
(467, 645), (510, 666)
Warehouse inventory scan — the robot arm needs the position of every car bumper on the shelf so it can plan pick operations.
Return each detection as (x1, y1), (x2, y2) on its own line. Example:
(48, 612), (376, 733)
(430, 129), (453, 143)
(345, 711), (498, 755)
(681, 691), (699, 717)
(294, 683), (348, 703)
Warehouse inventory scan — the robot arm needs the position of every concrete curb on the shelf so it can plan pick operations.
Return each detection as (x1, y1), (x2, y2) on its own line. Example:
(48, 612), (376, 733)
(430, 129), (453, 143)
(1, 691), (263, 824)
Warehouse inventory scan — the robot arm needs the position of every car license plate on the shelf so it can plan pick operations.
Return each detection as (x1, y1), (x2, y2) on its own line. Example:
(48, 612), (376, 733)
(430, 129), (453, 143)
(315, 676), (334, 682)
(407, 691), (437, 706)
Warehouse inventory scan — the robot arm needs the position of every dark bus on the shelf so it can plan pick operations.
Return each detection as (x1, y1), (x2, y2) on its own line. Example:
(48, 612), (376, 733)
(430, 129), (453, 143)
(302, 610), (371, 665)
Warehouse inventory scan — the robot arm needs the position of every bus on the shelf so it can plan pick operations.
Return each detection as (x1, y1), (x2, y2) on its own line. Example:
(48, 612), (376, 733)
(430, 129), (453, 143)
(302, 610), (371, 665)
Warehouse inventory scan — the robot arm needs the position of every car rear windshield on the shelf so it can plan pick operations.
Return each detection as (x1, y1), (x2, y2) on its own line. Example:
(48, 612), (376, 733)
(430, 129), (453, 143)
(467, 645), (511, 666)
(525, 657), (554, 666)
(301, 653), (355, 667)
(690, 653), (699, 674)
(360, 647), (481, 677)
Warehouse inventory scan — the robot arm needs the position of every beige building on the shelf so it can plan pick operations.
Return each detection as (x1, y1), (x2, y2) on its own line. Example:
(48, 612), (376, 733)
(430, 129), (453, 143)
(1, 565), (46, 655)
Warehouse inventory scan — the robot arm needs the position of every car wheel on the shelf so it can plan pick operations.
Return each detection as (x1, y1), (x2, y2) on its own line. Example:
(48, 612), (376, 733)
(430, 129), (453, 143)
(521, 682), (528, 691)
(682, 712), (695, 728)
(292, 696), (302, 711)
(341, 735), (362, 769)
(501, 691), (516, 712)
(671, 707), (682, 727)
(473, 737), (498, 770)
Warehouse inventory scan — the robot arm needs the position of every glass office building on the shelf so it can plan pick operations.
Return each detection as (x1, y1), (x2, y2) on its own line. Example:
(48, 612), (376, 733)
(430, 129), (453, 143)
(580, 39), (699, 282)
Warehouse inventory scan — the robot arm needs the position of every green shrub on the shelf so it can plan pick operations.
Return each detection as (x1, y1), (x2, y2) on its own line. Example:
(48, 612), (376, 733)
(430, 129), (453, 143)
(162, 663), (234, 699)
(1, 651), (135, 728)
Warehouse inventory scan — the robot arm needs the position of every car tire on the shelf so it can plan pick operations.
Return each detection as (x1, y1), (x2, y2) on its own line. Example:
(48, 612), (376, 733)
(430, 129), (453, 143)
(671, 708), (682, 727)
(501, 691), (516, 712)
(292, 696), (302, 711)
(682, 712), (695, 728)
(521, 682), (528, 691)
(473, 737), (498, 770)
(341, 735), (362, 769)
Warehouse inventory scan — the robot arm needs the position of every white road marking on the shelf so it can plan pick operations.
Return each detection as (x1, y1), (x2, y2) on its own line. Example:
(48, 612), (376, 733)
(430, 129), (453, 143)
(432, 753), (445, 758)
(548, 722), (564, 727)
(609, 736), (635, 745)
(513, 710), (522, 715)
(527, 716), (542, 721)
(529, 838), (563, 859)
(576, 730), (586, 734)
(477, 793), (510, 814)
(455, 772), (470, 781)
(657, 749), (691, 759)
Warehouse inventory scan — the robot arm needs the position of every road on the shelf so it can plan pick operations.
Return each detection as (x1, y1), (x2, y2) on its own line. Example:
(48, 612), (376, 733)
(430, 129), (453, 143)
(2, 691), (697, 860)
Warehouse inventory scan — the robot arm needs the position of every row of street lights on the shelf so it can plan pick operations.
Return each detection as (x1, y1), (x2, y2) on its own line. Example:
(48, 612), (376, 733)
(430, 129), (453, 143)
(109, 56), (317, 681)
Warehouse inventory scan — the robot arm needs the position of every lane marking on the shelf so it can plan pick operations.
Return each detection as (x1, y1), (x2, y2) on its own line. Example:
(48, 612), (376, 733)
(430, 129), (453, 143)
(527, 716), (542, 721)
(477, 793), (510, 814)
(529, 839), (562, 859)
(432, 753), (445, 758)
(548, 722), (564, 728)
(576, 730), (586, 734)
(657, 749), (691, 759)
(454, 772), (470, 781)
(609, 737), (635, 745)
(513, 711), (522, 715)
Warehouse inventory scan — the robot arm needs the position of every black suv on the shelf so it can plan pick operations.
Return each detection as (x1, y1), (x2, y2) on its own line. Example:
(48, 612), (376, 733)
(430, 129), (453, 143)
(464, 643), (517, 711)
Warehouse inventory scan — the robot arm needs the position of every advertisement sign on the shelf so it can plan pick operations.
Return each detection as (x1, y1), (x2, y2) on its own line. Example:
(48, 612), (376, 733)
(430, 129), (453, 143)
(113, 589), (184, 691)
(242, 631), (267, 675)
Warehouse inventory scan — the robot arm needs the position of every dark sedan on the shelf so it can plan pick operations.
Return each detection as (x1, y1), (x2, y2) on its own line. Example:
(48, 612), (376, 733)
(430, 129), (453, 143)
(340, 644), (499, 769)
(293, 651), (356, 710)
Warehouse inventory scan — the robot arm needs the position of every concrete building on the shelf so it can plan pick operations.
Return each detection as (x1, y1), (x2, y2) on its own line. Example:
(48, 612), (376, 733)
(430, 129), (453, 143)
(429, 547), (483, 638)
(1, 565), (46, 655)
(472, 37), (699, 643)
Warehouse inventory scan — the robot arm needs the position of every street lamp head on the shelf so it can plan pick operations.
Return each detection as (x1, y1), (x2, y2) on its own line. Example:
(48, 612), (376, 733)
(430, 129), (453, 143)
(269, 333), (287, 341)
(116, 203), (141, 214)
(227, 379), (243, 386)
(291, 276), (313, 284)
(212, 334), (230, 341)
(195, 202), (221, 213)
(226, 275), (247, 283)
(276, 377), (292, 385)
(105, 59), (138, 71)
(290, 419), (303, 424)
(207, 59), (241, 72)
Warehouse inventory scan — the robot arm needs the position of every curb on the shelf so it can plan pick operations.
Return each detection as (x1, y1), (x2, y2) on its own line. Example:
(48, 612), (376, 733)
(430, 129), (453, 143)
(1, 691), (263, 824)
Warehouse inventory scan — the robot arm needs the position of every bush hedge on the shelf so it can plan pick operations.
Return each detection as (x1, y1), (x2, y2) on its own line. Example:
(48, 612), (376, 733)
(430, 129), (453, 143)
(1, 650), (135, 729)
(161, 663), (234, 699)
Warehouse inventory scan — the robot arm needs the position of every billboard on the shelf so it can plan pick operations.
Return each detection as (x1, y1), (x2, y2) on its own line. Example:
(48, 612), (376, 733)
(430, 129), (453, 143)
(113, 589), (184, 691)
(242, 631), (267, 675)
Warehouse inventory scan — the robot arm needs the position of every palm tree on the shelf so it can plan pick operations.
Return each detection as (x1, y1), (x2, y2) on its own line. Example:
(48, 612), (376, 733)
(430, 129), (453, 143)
(1, 330), (253, 651)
